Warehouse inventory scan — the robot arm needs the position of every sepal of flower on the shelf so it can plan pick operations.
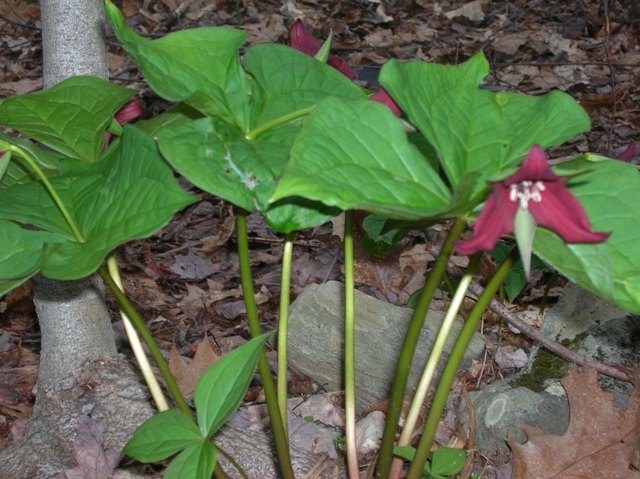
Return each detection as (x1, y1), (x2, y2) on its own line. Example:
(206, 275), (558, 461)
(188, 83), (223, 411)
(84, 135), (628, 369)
(454, 145), (610, 255)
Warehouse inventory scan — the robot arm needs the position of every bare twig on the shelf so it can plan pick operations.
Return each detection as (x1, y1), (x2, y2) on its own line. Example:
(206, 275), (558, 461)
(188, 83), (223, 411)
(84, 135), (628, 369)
(424, 242), (633, 383)
(467, 279), (633, 383)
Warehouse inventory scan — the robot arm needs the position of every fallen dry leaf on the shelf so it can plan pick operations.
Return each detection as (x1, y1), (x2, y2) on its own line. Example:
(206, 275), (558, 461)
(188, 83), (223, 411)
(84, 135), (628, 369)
(169, 335), (221, 396)
(63, 415), (118, 479)
(509, 364), (640, 479)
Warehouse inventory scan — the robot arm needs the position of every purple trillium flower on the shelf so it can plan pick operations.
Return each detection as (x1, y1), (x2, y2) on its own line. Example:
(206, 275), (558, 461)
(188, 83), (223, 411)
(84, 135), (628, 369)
(289, 19), (356, 80)
(104, 96), (143, 147)
(288, 19), (401, 117)
(454, 145), (610, 255)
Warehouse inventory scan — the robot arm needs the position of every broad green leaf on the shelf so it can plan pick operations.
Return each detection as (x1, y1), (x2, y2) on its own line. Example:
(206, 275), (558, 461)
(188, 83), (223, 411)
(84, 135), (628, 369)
(243, 44), (366, 143)
(164, 442), (217, 479)
(157, 117), (285, 212)
(0, 133), (62, 188)
(135, 102), (203, 137)
(272, 97), (451, 220)
(0, 126), (197, 279)
(157, 117), (336, 232)
(123, 409), (201, 462)
(105, 0), (249, 129)
(195, 332), (272, 438)
(534, 156), (640, 314)
(0, 76), (134, 163)
(265, 197), (339, 234)
(428, 447), (467, 476)
(0, 221), (64, 295)
(379, 53), (591, 199)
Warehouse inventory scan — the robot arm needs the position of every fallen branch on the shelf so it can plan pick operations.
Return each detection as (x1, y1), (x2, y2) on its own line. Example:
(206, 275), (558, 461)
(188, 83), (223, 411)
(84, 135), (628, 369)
(467, 279), (633, 383)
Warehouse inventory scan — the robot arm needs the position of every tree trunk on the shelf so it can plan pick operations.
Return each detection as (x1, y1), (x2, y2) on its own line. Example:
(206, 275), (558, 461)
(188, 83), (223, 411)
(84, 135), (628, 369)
(0, 1), (156, 477)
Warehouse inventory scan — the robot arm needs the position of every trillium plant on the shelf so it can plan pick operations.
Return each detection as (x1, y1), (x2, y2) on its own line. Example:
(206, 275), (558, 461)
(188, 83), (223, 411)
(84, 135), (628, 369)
(1, 2), (640, 478)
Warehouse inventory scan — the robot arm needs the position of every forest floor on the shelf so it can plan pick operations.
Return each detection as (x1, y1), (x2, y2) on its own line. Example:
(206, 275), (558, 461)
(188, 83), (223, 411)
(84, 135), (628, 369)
(0, 0), (639, 477)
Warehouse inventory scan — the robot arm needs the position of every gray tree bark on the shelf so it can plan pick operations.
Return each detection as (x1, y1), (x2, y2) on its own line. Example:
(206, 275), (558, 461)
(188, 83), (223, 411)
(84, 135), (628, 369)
(0, 1), (156, 477)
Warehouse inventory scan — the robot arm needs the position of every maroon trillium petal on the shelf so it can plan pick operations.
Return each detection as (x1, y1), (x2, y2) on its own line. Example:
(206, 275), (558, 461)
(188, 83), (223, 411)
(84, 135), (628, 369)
(114, 96), (143, 125)
(369, 88), (401, 117)
(528, 182), (610, 244)
(455, 145), (610, 255)
(615, 143), (636, 162)
(454, 185), (519, 255)
(289, 19), (356, 80)
(289, 19), (320, 57)
(507, 145), (557, 184)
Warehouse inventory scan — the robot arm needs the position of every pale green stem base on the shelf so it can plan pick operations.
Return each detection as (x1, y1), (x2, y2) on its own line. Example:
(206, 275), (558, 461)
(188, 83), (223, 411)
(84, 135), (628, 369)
(404, 248), (518, 479)
(98, 267), (193, 420)
(277, 233), (294, 436)
(106, 255), (169, 412)
(390, 253), (480, 479)
(343, 211), (360, 479)
(376, 218), (467, 479)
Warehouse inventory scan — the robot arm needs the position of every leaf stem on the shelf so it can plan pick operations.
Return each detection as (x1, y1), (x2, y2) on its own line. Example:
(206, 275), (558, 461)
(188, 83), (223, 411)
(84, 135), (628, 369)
(390, 253), (481, 479)
(235, 209), (295, 479)
(404, 248), (518, 479)
(376, 218), (467, 479)
(10, 145), (85, 243)
(106, 254), (169, 412)
(97, 266), (194, 420)
(245, 106), (315, 140)
(343, 210), (360, 479)
(277, 232), (294, 435)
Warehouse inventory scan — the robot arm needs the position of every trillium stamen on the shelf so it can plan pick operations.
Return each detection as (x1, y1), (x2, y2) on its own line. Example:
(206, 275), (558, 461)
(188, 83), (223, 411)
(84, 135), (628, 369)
(509, 180), (546, 209)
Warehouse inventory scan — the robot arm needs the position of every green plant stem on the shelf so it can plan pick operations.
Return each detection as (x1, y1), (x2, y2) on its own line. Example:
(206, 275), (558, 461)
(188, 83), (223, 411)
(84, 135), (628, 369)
(213, 463), (227, 479)
(235, 209), (295, 479)
(405, 248), (518, 479)
(97, 267), (194, 421)
(391, 253), (481, 478)
(277, 233), (294, 435)
(539, 269), (558, 317)
(245, 106), (315, 140)
(343, 211), (360, 479)
(106, 255), (169, 412)
(376, 218), (467, 479)
(216, 444), (249, 479)
(10, 145), (85, 243)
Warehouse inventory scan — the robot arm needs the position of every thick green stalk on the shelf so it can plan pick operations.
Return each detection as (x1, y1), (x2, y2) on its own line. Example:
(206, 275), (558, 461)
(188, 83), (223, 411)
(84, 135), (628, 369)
(97, 267), (193, 420)
(235, 209), (295, 479)
(392, 252), (480, 476)
(376, 218), (467, 479)
(213, 463), (227, 479)
(343, 211), (359, 479)
(405, 248), (518, 479)
(277, 233), (294, 435)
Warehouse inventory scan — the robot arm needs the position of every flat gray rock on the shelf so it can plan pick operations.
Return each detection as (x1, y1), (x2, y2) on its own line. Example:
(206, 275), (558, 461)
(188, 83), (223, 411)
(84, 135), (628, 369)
(285, 281), (485, 412)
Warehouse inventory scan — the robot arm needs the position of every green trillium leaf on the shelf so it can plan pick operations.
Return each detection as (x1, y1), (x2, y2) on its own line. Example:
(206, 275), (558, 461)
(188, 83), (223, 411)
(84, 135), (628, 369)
(0, 126), (197, 280)
(272, 97), (452, 220)
(195, 332), (272, 438)
(105, 0), (249, 129)
(379, 52), (591, 201)
(163, 442), (217, 479)
(0, 76), (134, 163)
(122, 409), (202, 462)
(534, 156), (640, 314)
